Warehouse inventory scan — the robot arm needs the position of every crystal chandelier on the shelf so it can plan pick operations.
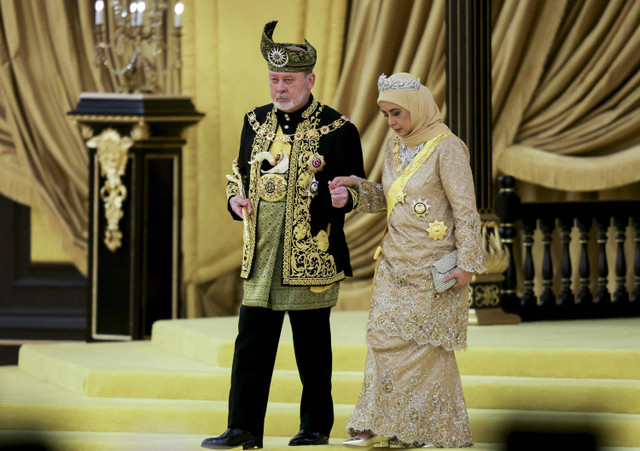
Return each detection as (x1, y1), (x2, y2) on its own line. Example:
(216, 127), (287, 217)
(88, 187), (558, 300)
(93, 0), (184, 94)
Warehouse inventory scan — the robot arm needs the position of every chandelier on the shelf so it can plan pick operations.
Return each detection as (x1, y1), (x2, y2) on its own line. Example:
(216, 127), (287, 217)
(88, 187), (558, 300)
(93, 0), (185, 94)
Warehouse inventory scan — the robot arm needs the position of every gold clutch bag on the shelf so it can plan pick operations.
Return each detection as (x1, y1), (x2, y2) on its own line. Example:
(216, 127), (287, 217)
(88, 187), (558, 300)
(431, 250), (458, 293)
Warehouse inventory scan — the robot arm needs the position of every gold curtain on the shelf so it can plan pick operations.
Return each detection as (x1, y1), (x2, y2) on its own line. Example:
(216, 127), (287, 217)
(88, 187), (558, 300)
(493, 0), (640, 200)
(0, 0), (109, 274)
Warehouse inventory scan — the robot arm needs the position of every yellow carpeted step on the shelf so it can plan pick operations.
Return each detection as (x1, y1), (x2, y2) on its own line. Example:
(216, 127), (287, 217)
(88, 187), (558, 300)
(17, 341), (233, 400)
(1, 367), (639, 448)
(0, 431), (507, 451)
(5, 314), (640, 450)
(462, 375), (640, 414)
(17, 341), (640, 414)
(151, 314), (640, 380)
(150, 313), (367, 372)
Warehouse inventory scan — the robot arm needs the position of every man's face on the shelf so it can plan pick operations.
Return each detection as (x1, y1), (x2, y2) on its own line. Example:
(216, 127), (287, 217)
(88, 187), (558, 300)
(269, 71), (315, 112)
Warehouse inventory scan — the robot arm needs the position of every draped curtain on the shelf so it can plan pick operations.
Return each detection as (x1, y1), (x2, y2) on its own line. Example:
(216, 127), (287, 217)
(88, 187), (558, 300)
(493, 0), (640, 201)
(331, 0), (448, 309)
(0, 0), (110, 274)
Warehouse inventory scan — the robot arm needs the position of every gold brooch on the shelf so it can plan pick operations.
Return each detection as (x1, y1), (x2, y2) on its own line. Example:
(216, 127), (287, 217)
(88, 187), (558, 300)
(413, 199), (430, 217)
(395, 191), (407, 203)
(427, 220), (448, 240)
(257, 173), (287, 202)
(307, 153), (326, 172)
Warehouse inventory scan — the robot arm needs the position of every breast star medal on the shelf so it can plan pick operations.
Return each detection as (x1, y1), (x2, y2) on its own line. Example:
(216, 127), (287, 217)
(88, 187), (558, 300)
(412, 199), (430, 217)
(427, 220), (448, 240)
(395, 190), (407, 203)
(307, 153), (326, 173)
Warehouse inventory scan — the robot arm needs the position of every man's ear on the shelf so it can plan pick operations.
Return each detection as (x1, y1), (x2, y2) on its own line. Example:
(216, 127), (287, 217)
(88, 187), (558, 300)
(306, 73), (316, 90)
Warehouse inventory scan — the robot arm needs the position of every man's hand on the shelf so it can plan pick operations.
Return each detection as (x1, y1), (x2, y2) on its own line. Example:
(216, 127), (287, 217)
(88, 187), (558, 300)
(443, 268), (472, 290)
(329, 181), (349, 208)
(229, 195), (253, 219)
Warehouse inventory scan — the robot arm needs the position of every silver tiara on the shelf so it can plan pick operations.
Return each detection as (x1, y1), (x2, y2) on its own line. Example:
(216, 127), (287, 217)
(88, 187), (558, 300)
(377, 74), (420, 92)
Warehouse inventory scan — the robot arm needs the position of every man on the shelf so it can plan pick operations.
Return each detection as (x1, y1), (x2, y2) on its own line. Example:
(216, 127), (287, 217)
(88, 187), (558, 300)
(201, 21), (365, 449)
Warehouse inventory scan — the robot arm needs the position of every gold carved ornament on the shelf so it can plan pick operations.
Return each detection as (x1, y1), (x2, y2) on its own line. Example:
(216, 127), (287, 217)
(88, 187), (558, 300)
(86, 128), (134, 252)
(471, 283), (501, 308)
(482, 220), (510, 274)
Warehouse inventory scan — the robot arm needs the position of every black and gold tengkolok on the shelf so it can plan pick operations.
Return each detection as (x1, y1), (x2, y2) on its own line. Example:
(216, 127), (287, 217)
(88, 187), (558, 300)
(260, 21), (317, 72)
(226, 97), (365, 286)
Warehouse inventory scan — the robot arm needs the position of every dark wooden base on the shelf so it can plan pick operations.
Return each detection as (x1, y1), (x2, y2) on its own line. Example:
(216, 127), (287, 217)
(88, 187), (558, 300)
(0, 194), (87, 362)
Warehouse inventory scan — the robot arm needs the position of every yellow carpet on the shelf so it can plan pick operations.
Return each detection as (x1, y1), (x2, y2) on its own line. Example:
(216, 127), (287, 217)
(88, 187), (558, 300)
(1, 312), (639, 450)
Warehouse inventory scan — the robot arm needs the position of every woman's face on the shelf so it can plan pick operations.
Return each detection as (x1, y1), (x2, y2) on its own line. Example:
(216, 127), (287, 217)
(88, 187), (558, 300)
(379, 101), (412, 137)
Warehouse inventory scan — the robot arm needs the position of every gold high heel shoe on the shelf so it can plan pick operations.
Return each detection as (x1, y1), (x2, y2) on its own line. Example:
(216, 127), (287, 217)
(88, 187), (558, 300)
(342, 435), (390, 448)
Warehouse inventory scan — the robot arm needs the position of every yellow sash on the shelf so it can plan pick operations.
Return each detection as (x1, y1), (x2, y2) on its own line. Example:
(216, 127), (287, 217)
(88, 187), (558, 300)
(373, 132), (451, 263)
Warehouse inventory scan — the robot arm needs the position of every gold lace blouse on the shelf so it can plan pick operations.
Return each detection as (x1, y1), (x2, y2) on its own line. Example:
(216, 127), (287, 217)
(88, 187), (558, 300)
(355, 134), (486, 350)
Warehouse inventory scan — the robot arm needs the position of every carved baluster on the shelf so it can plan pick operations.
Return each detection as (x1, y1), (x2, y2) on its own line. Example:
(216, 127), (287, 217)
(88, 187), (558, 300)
(594, 215), (611, 317)
(498, 221), (518, 312)
(520, 216), (537, 321)
(495, 175), (521, 315)
(613, 215), (629, 316)
(538, 217), (556, 319)
(631, 214), (640, 316)
(575, 217), (593, 317)
(557, 217), (575, 319)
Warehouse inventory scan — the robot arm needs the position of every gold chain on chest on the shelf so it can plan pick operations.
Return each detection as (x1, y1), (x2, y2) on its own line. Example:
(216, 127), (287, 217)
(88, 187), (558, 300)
(247, 102), (349, 145)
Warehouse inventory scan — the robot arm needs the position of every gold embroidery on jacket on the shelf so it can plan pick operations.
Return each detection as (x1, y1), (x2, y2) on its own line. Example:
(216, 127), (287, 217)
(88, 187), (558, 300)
(240, 100), (349, 285)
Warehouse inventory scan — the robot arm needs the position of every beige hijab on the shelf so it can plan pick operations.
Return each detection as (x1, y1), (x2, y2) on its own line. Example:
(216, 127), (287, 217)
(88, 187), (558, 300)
(377, 72), (451, 147)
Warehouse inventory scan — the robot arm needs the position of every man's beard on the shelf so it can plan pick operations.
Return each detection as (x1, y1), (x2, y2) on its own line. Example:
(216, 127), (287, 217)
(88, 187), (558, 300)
(273, 91), (307, 112)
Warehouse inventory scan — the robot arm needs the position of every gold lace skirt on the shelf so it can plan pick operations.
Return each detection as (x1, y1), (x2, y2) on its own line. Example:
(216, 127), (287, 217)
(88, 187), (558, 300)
(346, 330), (473, 448)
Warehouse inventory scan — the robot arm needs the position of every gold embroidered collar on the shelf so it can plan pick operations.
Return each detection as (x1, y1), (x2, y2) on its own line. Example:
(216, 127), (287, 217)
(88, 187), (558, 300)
(247, 101), (350, 143)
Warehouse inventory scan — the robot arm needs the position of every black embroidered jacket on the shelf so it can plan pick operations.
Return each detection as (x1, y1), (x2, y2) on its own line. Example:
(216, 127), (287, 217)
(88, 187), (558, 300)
(226, 96), (365, 285)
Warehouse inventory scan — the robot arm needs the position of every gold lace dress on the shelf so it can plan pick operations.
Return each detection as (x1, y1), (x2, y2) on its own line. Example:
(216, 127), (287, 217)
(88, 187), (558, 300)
(346, 134), (486, 448)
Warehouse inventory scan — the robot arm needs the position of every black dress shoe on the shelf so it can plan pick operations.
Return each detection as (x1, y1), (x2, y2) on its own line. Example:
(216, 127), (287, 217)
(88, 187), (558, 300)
(201, 428), (263, 449)
(288, 430), (329, 446)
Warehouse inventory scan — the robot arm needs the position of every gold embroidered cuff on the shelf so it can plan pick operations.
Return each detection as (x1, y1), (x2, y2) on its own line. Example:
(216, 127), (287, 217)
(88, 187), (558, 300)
(226, 180), (241, 200)
(346, 187), (359, 208)
(257, 173), (287, 202)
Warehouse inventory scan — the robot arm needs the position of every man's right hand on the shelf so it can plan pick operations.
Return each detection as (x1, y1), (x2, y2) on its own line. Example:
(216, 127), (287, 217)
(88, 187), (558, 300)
(229, 195), (253, 219)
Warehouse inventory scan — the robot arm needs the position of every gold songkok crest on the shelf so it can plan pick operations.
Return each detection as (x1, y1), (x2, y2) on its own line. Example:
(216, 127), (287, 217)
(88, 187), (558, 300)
(260, 21), (317, 72)
(378, 73), (421, 92)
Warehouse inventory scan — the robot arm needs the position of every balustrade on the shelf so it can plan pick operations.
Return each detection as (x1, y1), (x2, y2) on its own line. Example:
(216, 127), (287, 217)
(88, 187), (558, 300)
(495, 176), (640, 321)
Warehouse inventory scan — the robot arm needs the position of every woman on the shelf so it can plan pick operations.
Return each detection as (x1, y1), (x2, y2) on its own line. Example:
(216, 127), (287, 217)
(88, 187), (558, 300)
(329, 72), (486, 448)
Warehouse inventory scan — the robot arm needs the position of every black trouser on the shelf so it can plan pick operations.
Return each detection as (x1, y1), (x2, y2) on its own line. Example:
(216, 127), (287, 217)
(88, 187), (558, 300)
(227, 305), (334, 437)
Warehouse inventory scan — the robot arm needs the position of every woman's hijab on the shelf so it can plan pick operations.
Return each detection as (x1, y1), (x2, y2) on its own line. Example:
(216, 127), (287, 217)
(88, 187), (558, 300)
(377, 72), (451, 147)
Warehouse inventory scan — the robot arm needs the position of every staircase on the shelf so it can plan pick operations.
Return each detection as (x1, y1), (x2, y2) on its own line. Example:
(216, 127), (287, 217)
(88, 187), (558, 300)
(1, 311), (639, 450)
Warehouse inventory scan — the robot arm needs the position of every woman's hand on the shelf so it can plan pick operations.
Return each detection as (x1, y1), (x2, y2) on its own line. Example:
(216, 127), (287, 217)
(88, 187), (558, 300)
(444, 268), (472, 290)
(331, 176), (357, 188)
